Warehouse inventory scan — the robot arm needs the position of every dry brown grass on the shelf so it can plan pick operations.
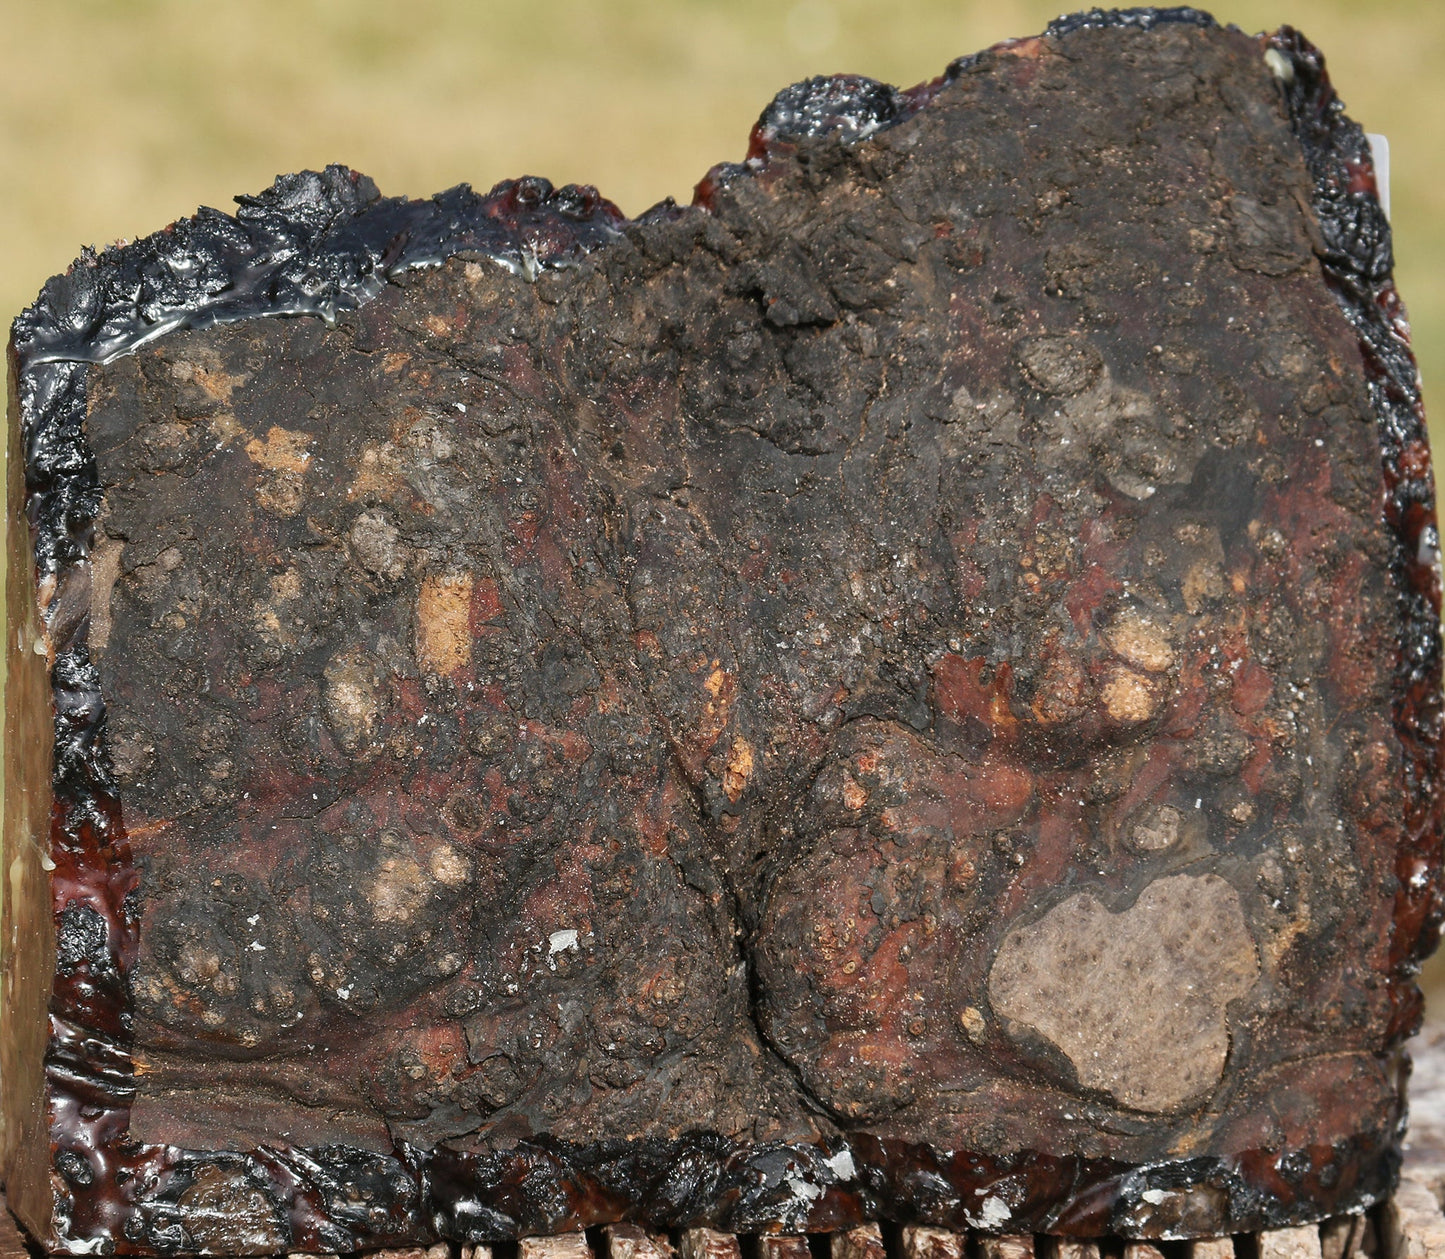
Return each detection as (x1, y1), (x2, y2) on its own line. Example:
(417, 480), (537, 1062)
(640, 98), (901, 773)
(2, 0), (1443, 997)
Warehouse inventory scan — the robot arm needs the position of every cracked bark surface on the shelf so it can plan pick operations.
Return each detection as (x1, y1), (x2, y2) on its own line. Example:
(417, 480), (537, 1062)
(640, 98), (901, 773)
(4, 8), (1441, 1254)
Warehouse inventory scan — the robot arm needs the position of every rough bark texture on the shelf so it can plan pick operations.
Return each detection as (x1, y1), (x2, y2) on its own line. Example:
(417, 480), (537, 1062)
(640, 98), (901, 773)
(5, 8), (1441, 1254)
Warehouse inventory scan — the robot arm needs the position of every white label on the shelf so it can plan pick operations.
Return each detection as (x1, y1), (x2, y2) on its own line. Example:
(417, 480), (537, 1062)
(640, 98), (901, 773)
(1366, 133), (1390, 219)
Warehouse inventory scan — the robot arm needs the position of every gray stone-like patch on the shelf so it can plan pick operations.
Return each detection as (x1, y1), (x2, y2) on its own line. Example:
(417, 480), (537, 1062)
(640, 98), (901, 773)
(989, 873), (1258, 1113)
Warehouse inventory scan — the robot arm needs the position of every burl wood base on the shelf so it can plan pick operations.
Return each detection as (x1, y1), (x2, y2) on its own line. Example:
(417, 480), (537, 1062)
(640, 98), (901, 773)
(4, 7), (1441, 1254)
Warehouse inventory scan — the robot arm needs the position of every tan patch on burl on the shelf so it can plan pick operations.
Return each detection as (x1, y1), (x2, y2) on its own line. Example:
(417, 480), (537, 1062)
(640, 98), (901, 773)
(252, 566), (304, 650)
(1101, 666), (1157, 722)
(989, 873), (1258, 1112)
(1030, 649), (1091, 725)
(683, 662), (735, 775)
(245, 425), (314, 473)
(416, 572), (474, 675)
(1131, 804), (1182, 852)
(704, 665), (729, 700)
(722, 736), (755, 803)
(347, 443), (405, 501)
(1182, 558), (1226, 613)
(1104, 610), (1174, 673)
(170, 353), (247, 404)
(207, 411), (248, 447)
(256, 470), (305, 517)
(323, 651), (381, 755)
(269, 568), (302, 602)
(428, 844), (471, 888)
(369, 849), (428, 924)
(959, 1005), (987, 1045)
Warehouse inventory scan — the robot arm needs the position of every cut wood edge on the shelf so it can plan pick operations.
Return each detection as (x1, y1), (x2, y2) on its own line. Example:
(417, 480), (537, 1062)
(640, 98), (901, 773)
(1258, 1224), (1323, 1259)
(979, 1237), (1034, 1259)
(605, 1223), (675, 1259)
(757, 1238), (811, 1259)
(1386, 1175), (1445, 1259)
(902, 1227), (968, 1259)
(520, 1236), (593, 1259)
(679, 1229), (743, 1259)
(1, 362), (58, 1247)
(833, 1225), (887, 1259)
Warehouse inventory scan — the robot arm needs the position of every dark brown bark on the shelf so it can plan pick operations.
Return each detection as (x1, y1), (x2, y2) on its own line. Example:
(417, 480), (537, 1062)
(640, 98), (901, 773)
(4, 9), (1440, 1253)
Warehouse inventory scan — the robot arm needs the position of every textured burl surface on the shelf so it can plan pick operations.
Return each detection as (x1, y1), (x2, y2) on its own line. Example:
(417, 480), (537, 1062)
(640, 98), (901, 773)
(94, 14), (1399, 1214)
(7, 9), (1441, 1254)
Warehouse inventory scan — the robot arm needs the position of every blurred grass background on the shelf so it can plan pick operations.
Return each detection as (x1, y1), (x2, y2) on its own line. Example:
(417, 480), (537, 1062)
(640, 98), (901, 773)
(1, 1), (1443, 1002)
